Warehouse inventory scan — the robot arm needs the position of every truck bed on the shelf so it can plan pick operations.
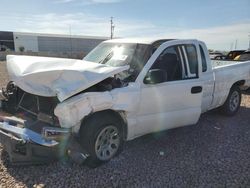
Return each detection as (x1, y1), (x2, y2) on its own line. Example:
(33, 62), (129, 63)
(212, 60), (245, 67)
(212, 60), (250, 88)
(209, 60), (250, 110)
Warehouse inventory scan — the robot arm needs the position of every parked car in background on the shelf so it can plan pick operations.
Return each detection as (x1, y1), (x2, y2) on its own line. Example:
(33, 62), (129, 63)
(234, 50), (250, 61)
(209, 52), (223, 59)
(214, 55), (226, 60)
(226, 50), (245, 60)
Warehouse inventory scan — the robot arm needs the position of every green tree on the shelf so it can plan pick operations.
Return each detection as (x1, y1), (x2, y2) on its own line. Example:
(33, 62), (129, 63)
(19, 46), (25, 52)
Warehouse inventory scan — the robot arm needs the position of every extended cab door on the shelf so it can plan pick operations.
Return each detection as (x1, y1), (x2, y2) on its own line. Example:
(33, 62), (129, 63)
(134, 40), (204, 137)
(198, 42), (215, 112)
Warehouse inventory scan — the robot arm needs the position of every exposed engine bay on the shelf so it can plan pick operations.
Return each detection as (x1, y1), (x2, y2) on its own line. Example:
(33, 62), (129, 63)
(0, 42), (151, 165)
(1, 76), (124, 126)
(1, 81), (59, 125)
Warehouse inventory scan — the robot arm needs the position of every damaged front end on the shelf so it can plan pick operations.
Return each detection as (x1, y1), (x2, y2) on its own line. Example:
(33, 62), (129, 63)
(0, 117), (68, 165)
(0, 55), (132, 165)
(0, 82), (88, 165)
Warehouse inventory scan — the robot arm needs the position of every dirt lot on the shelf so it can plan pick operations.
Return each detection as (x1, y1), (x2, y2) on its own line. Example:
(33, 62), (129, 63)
(0, 61), (250, 187)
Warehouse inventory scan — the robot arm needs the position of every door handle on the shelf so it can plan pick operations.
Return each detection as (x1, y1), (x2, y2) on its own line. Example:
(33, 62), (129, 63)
(191, 86), (202, 94)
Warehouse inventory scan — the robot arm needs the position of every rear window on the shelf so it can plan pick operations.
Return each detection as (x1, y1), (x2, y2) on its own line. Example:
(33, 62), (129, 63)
(185, 44), (198, 76)
(199, 45), (207, 72)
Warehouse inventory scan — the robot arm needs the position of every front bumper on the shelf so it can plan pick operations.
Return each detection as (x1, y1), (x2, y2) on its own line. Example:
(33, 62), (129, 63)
(0, 117), (69, 165)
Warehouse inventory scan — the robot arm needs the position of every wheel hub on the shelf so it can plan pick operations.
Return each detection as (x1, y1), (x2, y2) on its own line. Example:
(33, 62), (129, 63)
(95, 125), (120, 161)
(229, 91), (240, 112)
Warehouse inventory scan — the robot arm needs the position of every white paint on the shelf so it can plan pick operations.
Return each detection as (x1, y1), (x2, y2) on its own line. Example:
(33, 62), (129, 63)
(6, 55), (129, 102)
(210, 60), (250, 109)
(54, 83), (140, 130)
(133, 40), (203, 137)
(54, 39), (250, 140)
(5, 39), (250, 141)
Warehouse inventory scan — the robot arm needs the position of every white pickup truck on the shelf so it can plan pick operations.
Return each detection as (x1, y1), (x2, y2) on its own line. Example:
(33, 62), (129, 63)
(0, 38), (250, 167)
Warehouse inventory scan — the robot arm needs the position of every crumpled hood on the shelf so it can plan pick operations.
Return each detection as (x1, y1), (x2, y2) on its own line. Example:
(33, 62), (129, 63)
(7, 55), (129, 102)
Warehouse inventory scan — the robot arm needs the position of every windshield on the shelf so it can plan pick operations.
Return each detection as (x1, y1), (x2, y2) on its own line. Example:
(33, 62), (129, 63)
(84, 42), (150, 81)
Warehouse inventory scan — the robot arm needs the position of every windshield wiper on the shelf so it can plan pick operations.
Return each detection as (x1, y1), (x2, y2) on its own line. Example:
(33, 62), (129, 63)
(98, 51), (114, 64)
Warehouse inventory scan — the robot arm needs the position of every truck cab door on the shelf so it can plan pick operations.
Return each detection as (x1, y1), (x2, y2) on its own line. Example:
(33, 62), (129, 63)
(198, 43), (215, 112)
(133, 40), (204, 138)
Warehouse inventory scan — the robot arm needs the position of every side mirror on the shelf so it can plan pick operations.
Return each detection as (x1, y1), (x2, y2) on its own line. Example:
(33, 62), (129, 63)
(144, 69), (167, 84)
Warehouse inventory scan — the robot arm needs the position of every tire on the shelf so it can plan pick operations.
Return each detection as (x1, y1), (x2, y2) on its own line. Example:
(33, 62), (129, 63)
(220, 86), (241, 116)
(79, 110), (124, 168)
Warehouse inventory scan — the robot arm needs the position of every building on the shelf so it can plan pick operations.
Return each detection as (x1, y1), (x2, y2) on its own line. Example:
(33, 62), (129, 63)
(0, 31), (15, 51)
(0, 31), (108, 55)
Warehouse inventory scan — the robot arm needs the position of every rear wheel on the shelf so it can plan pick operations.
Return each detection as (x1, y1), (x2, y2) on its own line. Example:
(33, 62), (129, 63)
(79, 111), (124, 167)
(220, 86), (241, 116)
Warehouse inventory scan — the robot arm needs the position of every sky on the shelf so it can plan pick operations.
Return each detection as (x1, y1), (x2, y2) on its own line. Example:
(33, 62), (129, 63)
(0, 0), (250, 50)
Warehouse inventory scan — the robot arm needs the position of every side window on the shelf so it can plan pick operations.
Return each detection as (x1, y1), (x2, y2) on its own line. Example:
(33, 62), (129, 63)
(199, 45), (207, 72)
(147, 46), (183, 82)
(185, 44), (198, 77)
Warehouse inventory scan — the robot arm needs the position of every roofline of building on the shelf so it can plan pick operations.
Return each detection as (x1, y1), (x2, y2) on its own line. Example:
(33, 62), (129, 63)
(7, 31), (110, 40)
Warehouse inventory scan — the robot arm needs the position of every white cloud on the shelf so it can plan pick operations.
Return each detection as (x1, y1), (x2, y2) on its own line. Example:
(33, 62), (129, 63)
(11, 13), (156, 38)
(91, 0), (121, 3)
(2, 12), (250, 50)
(158, 23), (250, 50)
(56, 0), (74, 3)
(55, 0), (122, 4)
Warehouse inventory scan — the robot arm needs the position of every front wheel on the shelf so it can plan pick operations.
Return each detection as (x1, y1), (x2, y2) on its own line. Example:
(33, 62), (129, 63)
(220, 86), (241, 116)
(79, 111), (124, 167)
(94, 125), (121, 161)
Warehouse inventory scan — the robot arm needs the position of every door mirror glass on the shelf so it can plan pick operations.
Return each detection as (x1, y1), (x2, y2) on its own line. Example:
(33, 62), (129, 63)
(144, 69), (167, 84)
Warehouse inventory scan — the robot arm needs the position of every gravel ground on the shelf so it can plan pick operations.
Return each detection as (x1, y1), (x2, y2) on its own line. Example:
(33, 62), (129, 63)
(0, 61), (9, 87)
(0, 61), (250, 188)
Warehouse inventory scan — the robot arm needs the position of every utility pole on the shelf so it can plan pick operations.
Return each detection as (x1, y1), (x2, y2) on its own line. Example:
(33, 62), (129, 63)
(234, 39), (238, 50)
(110, 17), (115, 39)
(248, 33), (250, 50)
(69, 25), (73, 57)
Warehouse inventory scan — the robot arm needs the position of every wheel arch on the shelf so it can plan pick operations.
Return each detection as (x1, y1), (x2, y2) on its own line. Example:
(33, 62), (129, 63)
(224, 80), (244, 104)
(232, 80), (245, 88)
(220, 83), (242, 116)
(80, 109), (128, 140)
